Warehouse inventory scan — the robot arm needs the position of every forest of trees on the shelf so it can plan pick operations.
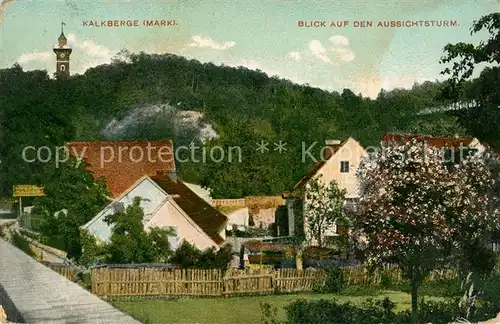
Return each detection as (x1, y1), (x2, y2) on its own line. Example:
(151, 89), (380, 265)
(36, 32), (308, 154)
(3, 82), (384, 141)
(0, 13), (497, 198)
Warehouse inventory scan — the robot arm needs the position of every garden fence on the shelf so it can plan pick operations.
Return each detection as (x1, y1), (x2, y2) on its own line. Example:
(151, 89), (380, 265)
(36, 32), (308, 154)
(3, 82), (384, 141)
(91, 265), (459, 298)
(41, 261), (78, 282)
(91, 267), (326, 298)
(344, 264), (458, 285)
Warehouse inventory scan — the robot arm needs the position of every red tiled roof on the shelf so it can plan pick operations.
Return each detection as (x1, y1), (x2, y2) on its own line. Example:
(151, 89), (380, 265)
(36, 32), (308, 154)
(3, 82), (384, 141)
(67, 140), (175, 198)
(151, 175), (227, 245)
(382, 133), (474, 149)
(294, 142), (344, 189)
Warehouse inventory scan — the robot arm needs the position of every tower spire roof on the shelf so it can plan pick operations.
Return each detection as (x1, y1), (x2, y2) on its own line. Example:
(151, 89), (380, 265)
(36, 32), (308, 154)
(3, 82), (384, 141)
(58, 22), (67, 46)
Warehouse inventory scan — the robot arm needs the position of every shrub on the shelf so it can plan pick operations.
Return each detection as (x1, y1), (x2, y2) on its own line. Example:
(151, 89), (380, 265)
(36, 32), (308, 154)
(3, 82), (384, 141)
(396, 299), (463, 324)
(169, 240), (233, 269)
(260, 302), (279, 324)
(284, 297), (468, 324)
(380, 271), (393, 289)
(302, 258), (361, 268)
(324, 235), (349, 252)
(390, 278), (462, 298)
(169, 241), (203, 268)
(11, 231), (35, 257)
(471, 275), (500, 321)
(285, 297), (397, 324)
(493, 255), (500, 274)
(76, 270), (92, 290)
(321, 267), (347, 293)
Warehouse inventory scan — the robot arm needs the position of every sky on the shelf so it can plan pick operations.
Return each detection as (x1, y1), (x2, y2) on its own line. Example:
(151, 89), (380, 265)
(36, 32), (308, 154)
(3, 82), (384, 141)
(0, 0), (498, 98)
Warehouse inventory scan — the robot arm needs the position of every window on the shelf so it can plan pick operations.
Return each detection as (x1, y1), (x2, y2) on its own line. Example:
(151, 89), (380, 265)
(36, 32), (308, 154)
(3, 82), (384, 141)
(340, 161), (349, 173)
(60, 65), (66, 72)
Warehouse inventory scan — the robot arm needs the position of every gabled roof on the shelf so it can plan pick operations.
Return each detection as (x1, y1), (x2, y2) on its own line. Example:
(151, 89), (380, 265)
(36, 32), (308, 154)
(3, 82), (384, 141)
(382, 133), (475, 149)
(293, 139), (347, 189)
(151, 175), (227, 245)
(67, 140), (175, 198)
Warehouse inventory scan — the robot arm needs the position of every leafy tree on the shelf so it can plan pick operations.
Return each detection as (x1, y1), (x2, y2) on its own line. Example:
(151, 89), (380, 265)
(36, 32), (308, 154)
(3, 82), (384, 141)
(408, 114), (468, 138)
(0, 65), (75, 196)
(103, 197), (172, 264)
(353, 140), (499, 323)
(1, 50), (465, 199)
(31, 157), (111, 259)
(169, 240), (203, 268)
(78, 229), (106, 267)
(197, 244), (233, 269)
(440, 13), (500, 150)
(290, 177), (347, 270)
(303, 177), (347, 249)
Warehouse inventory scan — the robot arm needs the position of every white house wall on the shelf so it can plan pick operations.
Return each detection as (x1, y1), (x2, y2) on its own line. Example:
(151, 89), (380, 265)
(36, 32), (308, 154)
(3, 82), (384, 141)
(225, 207), (249, 230)
(313, 137), (367, 199)
(82, 177), (168, 243)
(301, 137), (367, 246)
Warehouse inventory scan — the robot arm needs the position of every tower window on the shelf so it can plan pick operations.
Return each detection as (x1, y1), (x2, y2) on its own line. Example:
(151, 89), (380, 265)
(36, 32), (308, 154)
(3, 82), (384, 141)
(60, 65), (66, 72)
(340, 161), (349, 173)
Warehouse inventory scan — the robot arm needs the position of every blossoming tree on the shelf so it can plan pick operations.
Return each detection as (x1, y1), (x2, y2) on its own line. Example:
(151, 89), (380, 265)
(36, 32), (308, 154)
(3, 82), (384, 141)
(352, 139), (499, 323)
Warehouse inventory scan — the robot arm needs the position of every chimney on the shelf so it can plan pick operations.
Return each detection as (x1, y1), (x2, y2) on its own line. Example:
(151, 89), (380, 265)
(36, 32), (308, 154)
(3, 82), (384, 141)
(325, 139), (341, 145)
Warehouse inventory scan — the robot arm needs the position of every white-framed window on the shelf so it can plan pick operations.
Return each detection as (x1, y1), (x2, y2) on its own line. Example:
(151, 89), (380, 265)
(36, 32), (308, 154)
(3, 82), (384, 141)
(60, 65), (66, 72)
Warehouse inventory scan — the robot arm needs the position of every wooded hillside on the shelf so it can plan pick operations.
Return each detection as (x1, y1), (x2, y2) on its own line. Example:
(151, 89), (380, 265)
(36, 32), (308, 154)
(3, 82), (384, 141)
(0, 51), (490, 197)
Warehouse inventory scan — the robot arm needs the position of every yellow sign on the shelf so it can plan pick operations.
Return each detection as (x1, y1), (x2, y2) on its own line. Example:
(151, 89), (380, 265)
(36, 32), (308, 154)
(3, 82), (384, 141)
(13, 185), (45, 197)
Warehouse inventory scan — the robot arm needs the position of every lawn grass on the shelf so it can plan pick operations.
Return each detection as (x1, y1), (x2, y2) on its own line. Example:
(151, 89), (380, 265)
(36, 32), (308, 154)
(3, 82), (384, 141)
(112, 290), (447, 324)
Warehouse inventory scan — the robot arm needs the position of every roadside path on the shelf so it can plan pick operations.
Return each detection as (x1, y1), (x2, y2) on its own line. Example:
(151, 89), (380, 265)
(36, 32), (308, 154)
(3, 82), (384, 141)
(0, 238), (141, 324)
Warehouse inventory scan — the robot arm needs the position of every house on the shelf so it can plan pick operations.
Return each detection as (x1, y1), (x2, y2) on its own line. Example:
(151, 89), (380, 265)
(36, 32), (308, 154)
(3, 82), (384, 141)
(67, 140), (176, 198)
(381, 133), (488, 157)
(242, 240), (294, 265)
(285, 137), (368, 246)
(81, 174), (228, 251)
(245, 196), (285, 229)
(224, 207), (250, 231)
(212, 197), (285, 231)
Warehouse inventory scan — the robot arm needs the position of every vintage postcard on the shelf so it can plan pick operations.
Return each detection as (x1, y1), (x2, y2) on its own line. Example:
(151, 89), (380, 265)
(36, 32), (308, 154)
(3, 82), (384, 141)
(0, 0), (499, 323)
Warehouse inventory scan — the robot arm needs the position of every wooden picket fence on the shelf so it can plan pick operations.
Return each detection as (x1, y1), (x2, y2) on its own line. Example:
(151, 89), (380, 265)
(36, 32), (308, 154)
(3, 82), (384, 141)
(91, 265), (459, 298)
(91, 267), (326, 298)
(344, 265), (458, 285)
(41, 261), (78, 282)
(274, 268), (326, 293)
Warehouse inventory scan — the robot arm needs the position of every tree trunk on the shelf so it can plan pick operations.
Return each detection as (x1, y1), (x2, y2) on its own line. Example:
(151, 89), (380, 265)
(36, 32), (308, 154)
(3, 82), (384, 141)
(295, 243), (305, 271)
(411, 264), (421, 324)
(296, 252), (303, 271)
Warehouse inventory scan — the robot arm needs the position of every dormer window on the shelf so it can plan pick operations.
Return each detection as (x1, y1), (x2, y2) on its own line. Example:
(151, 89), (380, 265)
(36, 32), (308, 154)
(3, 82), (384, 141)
(340, 161), (349, 173)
